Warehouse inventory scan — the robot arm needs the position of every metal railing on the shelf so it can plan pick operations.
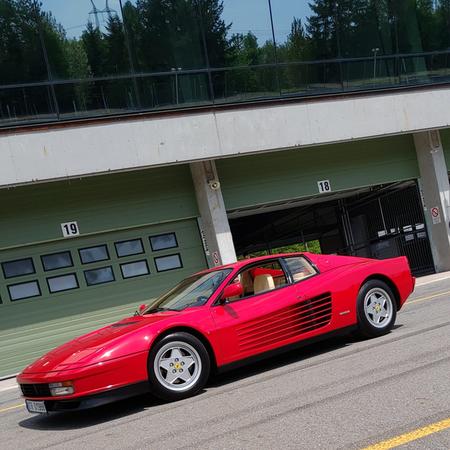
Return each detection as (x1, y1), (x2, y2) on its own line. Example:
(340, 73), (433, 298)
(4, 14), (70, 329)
(1, 50), (449, 129)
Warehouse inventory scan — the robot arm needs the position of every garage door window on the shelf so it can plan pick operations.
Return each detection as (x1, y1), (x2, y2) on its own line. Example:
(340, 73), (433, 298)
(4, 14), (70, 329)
(84, 266), (115, 286)
(8, 281), (41, 301)
(150, 233), (178, 251)
(47, 274), (79, 293)
(155, 254), (182, 272)
(41, 251), (73, 271)
(115, 239), (144, 257)
(2, 258), (35, 279)
(120, 260), (150, 279)
(79, 245), (109, 264)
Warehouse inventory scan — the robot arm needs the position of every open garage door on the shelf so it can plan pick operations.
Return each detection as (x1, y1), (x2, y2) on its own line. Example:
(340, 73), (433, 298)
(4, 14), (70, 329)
(229, 181), (434, 277)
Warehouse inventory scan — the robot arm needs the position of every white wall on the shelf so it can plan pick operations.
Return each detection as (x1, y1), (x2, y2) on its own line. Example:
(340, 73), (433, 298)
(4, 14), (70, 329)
(1, 86), (450, 187)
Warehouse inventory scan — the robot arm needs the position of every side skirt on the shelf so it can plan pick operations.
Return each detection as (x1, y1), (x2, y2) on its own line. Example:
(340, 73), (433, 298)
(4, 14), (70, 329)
(216, 325), (358, 374)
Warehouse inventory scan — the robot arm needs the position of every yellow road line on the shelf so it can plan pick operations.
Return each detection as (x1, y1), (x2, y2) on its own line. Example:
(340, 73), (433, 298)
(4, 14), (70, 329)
(406, 289), (450, 306)
(362, 417), (450, 449)
(0, 403), (23, 413)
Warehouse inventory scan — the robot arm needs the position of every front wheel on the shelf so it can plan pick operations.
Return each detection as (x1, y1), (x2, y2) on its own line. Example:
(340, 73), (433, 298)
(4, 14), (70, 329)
(148, 332), (210, 401)
(356, 280), (397, 338)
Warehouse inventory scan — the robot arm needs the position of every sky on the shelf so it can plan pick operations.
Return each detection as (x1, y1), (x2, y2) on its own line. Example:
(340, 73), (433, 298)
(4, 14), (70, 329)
(40, 0), (312, 44)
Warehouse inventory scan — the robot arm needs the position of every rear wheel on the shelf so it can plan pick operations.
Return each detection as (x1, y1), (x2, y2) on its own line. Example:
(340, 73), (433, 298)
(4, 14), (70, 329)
(356, 280), (397, 338)
(148, 332), (210, 401)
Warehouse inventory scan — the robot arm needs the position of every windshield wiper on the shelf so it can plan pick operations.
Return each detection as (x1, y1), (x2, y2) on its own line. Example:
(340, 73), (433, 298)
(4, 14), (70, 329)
(144, 307), (179, 314)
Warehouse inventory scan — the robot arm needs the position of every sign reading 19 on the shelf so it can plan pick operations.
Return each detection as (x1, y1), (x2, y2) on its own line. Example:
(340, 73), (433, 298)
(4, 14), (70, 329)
(61, 221), (80, 238)
(317, 179), (332, 194)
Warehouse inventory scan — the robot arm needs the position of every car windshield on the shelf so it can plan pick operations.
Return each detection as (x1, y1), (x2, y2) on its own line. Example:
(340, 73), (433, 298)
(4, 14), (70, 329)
(143, 268), (233, 313)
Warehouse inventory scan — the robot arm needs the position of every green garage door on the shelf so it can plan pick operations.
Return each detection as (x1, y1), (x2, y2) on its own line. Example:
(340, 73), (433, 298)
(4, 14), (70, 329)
(0, 219), (206, 378)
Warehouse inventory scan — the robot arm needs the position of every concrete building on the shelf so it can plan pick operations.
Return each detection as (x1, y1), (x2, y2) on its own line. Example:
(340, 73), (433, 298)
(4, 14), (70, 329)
(1, 0), (450, 377)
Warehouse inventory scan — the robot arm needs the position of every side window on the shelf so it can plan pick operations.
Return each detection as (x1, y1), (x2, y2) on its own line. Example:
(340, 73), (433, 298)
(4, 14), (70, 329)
(283, 257), (317, 283)
(232, 260), (288, 300)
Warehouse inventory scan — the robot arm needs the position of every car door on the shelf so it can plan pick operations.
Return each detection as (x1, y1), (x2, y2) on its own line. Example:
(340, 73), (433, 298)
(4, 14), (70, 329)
(211, 255), (340, 366)
(284, 255), (352, 335)
(210, 258), (302, 365)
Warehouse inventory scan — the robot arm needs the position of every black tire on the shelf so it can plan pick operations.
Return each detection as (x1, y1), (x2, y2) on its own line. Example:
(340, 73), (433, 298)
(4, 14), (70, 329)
(356, 280), (397, 338)
(148, 332), (210, 401)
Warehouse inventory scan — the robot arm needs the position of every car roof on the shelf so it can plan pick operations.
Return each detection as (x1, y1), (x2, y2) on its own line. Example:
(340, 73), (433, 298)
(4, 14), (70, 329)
(195, 252), (309, 275)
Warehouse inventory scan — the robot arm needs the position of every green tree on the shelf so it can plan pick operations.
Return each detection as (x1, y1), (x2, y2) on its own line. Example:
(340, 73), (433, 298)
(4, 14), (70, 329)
(104, 13), (129, 74)
(81, 21), (107, 77)
(436, 0), (450, 50)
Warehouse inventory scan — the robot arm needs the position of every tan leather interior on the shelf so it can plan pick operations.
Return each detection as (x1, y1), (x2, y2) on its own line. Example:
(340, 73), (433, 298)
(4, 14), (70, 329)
(253, 274), (275, 294)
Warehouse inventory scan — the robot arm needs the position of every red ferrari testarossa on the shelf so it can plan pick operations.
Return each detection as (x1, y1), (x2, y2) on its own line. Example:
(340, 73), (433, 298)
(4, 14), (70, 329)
(18, 253), (414, 413)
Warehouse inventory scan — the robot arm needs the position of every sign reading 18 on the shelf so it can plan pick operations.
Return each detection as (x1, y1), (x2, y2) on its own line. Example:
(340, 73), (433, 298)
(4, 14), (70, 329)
(317, 180), (332, 194)
(61, 221), (80, 238)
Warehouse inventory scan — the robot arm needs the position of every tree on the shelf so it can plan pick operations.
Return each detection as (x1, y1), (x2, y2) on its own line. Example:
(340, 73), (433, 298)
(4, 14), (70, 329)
(104, 13), (129, 74)
(436, 0), (450, 50)
(81, 21), (107, 77)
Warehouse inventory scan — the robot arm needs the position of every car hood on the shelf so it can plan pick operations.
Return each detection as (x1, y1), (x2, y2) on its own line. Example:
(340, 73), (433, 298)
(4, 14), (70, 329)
(21, 313), (177, 374)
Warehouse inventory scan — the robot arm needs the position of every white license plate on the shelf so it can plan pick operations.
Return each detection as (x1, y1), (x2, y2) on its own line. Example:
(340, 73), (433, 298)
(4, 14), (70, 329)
(26, 400), (47, 414)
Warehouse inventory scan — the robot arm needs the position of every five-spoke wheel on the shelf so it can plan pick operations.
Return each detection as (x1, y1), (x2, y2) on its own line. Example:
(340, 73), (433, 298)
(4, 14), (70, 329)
(148, 332), (210, 401)
(356, 280), (397, 338)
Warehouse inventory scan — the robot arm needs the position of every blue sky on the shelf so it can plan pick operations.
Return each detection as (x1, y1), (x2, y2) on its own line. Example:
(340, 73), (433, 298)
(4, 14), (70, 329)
(41, 0), (312, 44)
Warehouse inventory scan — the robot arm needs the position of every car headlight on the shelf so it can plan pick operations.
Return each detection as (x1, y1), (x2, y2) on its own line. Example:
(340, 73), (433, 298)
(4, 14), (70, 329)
(48, 381), (74, 396)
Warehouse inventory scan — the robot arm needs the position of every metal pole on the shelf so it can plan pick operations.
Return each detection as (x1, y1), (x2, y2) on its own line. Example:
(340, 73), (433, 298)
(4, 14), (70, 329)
(34, 1), (60, 119)
(195, 0), (216, 104)
(119, 0), (141, 108)
(267, 0), (282, 97)
(334, 1), (344, 90)
(372, 48), (379, 79)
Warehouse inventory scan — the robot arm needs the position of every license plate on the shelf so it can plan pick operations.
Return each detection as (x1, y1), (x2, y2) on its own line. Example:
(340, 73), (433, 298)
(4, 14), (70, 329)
(25, 400), (47, 414)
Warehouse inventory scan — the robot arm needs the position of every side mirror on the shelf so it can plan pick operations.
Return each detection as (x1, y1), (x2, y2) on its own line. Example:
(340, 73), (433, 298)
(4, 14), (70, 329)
(221, 282), (243, 303)
(138, 304), (147, 313)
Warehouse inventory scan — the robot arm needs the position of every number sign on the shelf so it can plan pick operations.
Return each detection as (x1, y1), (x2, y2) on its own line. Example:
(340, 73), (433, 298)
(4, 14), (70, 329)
(61, 221), (80, 238)
(317, 180), (332, 194)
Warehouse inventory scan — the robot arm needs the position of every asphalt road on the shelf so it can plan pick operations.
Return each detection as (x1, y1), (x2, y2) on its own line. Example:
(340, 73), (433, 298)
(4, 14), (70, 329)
(1, 276), (449, 450)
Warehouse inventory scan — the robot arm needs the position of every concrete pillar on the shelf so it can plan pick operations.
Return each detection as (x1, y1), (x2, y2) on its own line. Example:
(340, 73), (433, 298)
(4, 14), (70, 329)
(414, 130), (450, 272)
(190, 160), (237, 267)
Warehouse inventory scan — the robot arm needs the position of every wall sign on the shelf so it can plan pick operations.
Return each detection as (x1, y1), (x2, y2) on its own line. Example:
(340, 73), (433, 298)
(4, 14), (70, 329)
(197, 218), (210, 256)
(317, 180), (332, 194)
(61, 221), (80, 238)
(212, 251), (220, 266)
(431, 207), (441, 225)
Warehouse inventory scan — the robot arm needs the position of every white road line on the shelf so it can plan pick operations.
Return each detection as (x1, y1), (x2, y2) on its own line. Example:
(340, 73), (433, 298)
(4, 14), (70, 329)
(0, 385), (18, 393)
(416, 275), (450, 286)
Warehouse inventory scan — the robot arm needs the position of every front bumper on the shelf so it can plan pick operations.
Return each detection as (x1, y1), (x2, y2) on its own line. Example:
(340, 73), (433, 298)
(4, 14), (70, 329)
(25, 381), (150, 412)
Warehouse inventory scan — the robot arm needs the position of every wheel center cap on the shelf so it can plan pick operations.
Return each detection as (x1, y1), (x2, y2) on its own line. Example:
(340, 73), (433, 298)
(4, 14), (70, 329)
(375, 303), (382, 313)
(174, 362), (182, 370)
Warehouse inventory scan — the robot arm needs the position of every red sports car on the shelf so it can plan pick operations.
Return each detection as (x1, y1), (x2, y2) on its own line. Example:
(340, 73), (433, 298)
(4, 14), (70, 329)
(18, 253), (415, 413)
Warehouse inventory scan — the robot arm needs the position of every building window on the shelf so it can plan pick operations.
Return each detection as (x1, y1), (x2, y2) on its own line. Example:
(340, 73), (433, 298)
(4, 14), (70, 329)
(8, 281), (41, 301)
(120, 260), (150, 279)
(47, 274), (79, 293)
(150, 233), (178, 251)
(79, 245), (109, 264)
(154, 254), (182, 272)
(115, 239), (144, 257)
(41, 251), (73, 271)
(84, 266), (115, 286)
(2, 258), (35, 279)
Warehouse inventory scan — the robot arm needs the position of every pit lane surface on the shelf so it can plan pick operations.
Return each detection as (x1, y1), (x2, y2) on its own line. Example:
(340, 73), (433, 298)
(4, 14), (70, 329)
(0, 276), (449, 450)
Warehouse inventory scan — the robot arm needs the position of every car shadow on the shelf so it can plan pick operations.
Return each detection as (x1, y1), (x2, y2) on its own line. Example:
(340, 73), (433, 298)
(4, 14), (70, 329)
(210, 333), (354, 387)
(18, 393), (162, 430)
(18, 328), (402, 430)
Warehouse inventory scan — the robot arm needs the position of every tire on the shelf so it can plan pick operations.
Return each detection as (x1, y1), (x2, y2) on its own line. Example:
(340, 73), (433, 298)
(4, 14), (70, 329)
(148, 332), (210, 401)
(356, 280), (397, 338)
